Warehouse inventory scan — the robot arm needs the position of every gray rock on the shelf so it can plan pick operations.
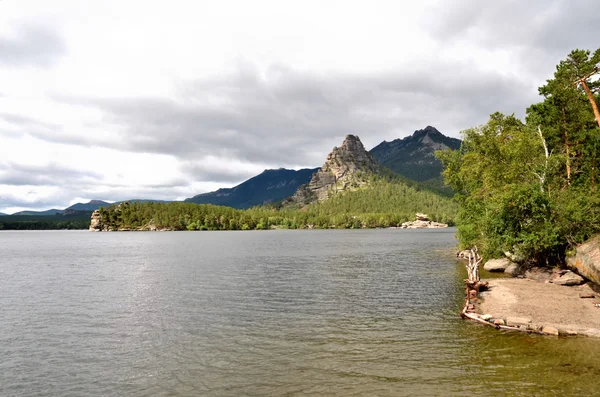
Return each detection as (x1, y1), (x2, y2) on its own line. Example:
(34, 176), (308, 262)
(553, 271), (585, 286)
(292, 135), (379, 205)
(506, 317), (532, 327)
(484, 258), (512, 272)
(400, 219), (448, 229)
(567, 235), (600, 286)
(542, 326), (559, 336)
(504, 263), (520, 276)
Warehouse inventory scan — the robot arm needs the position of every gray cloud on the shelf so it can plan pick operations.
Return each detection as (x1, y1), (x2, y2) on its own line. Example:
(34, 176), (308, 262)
(49, 58), (532, 171)
(0, 162), (103, 187)
(425, 0), (600, 74)
(179, 161), (260, 184)
(0, 161), (192, 212)
(0, 24), (66, 68)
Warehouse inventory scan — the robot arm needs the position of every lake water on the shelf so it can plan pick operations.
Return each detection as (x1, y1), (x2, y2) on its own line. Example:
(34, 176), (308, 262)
(1, 229), (599, 396)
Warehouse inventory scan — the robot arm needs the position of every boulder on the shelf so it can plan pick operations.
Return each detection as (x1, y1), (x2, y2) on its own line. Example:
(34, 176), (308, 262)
(504, 263), (520, 277)
(566, 235), (600, 286)
(415, 213), (429, 221)
(400, 220), (448, 229)
(484, 258), (512, 272)
(552, 271), (585, 286)
(542, 326), (559, 336)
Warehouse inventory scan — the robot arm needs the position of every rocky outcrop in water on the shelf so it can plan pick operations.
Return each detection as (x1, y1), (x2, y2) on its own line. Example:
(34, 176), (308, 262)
(291, 135), (378, 205)
(89, 209), (109, 231)
(400, 213), (448, 229)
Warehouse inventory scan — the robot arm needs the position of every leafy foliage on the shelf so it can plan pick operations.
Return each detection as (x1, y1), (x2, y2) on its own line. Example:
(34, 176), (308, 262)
(438, 48), (600, 264)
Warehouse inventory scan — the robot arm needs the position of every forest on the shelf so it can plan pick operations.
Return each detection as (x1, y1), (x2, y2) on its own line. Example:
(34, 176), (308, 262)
(438, 48), (600, 264)
(0, 213), (91, 230)
(96, 173), (457, 231)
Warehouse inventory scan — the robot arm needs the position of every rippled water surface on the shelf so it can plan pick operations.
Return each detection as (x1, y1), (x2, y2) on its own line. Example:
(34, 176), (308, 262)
(1, 229), (600, 396)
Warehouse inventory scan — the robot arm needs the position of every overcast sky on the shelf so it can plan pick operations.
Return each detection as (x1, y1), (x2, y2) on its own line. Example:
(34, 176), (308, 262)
(1, 0), (599, 213)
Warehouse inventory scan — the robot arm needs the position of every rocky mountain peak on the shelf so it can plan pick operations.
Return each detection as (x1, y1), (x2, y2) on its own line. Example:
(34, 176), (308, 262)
(369, 126), (461, 183)
(291, 135), (378, 205)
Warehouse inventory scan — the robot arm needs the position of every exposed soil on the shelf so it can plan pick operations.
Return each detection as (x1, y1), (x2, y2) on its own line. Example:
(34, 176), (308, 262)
(478, 278), (600, 337)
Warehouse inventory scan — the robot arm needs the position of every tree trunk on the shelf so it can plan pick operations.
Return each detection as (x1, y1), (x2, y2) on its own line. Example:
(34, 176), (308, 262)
(562, 107), (571, 185)
(593, 154), (596, 191)
(580, 80), (600, 129)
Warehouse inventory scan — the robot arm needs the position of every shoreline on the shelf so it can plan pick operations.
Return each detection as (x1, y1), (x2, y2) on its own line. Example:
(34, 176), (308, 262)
(476, 277), (600, 337)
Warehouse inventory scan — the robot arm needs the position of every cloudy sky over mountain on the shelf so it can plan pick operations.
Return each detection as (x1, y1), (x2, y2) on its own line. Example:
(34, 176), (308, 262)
(1, 0), (598, 213)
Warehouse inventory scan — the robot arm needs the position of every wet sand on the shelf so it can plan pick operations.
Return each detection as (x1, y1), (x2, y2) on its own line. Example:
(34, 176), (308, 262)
(478, 278), (600, 337)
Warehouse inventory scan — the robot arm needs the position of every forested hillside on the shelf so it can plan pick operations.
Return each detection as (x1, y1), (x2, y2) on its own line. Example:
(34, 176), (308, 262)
(93, 172), (457, 231)
(438, 48), (600, 264)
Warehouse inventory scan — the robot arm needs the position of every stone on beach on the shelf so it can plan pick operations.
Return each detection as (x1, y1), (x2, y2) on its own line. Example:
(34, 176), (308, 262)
(483, 258), (512, 272)
(552, 271), (585, 286)
(541, 326), (559, 336)
(504, 263), (520, 276)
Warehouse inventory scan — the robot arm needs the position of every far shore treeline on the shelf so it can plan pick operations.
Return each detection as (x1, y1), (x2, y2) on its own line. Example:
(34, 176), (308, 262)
(437, 48), (600, 265)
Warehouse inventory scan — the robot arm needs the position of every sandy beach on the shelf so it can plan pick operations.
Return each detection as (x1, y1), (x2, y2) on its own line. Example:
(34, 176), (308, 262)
(478, 278), (600, 337)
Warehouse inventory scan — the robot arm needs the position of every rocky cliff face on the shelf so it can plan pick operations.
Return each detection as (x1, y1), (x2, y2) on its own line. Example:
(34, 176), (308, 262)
(89, 209), (106, 231)
(292, 135), (378, 205)
(567, 235), (600, 286)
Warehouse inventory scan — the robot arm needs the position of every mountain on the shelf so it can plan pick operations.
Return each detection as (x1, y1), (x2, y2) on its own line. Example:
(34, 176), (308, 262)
(11, 209), (65, 216)
(185, 168), (318, 209)
(65, 200), (111, 212)
(7, 199), (169, 216)
(369, 126), (461, 182)
(291, 135), (379, 205)
(0, 212), (6, 216)
(119, 199), (171, 204)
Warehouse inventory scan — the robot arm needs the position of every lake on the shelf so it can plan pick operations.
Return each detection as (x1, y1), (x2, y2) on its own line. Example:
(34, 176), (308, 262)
(1, 229), (599, 396)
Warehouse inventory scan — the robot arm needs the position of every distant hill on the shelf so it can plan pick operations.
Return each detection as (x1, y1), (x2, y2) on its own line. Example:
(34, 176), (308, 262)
(185, 168), (318, 209)
(119, 199), (171, 204)
(66, 200), (111, 212)
(369, 126), (461, 182)
(0, 212), (6, 216)
(11, 209), (65, 216)
(6, 199), (170, 216)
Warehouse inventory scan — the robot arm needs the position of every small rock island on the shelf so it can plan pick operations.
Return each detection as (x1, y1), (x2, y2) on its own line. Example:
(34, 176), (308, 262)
(400, 213), (448, 229)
